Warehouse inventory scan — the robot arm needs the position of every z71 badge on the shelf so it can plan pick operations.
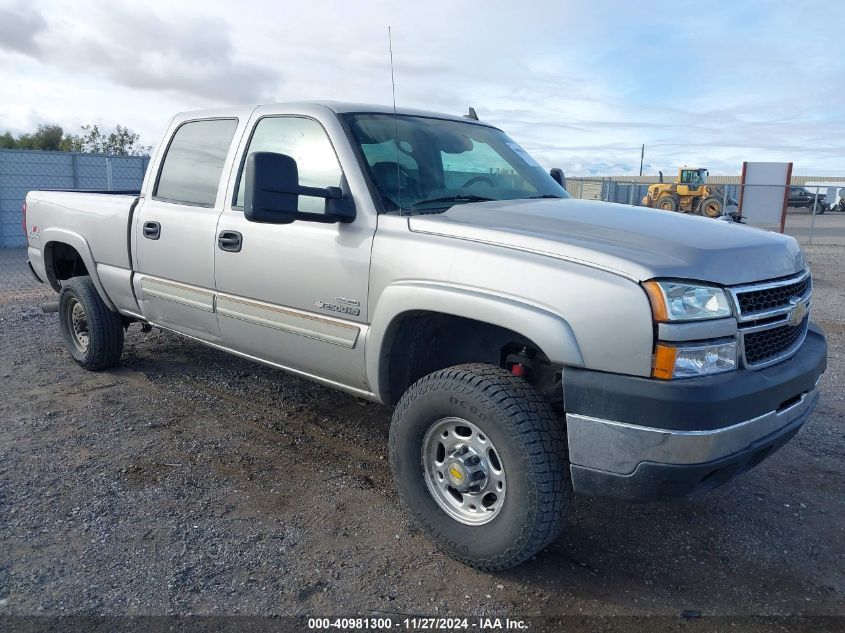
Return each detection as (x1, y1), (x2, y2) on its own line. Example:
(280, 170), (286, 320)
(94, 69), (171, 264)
(315, 297), (360, 317)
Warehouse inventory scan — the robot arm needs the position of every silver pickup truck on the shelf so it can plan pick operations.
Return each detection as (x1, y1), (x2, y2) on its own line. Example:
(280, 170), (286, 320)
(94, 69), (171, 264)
(24, 102), (827, 570)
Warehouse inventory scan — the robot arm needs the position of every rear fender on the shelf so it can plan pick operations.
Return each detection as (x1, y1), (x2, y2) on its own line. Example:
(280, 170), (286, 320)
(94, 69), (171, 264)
(42, 228), (117, 312)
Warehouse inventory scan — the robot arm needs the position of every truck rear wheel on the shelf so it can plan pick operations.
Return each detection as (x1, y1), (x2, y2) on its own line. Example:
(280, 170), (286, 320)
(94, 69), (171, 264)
(389, 363), (570, 570)
(59, 276), (124, 370)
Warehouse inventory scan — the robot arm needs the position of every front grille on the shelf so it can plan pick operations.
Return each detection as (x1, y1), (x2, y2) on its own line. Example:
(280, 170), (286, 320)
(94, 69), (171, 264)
(736, 276), (811, 316)
(743, 317), (808, 365)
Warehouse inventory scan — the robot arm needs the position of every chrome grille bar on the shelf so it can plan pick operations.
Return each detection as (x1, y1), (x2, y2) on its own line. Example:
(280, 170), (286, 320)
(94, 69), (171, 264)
(728, 269), (812, 323)
(728, 270), (812, 369)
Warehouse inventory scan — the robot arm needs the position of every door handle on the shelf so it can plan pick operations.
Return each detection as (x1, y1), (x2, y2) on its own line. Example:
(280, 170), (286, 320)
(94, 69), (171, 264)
(142, 221), (160, 240)
(218, 230), (242, 253)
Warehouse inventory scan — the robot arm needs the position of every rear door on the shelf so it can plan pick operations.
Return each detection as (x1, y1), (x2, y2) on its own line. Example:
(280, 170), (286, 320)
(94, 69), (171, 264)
(132, 115), (245, 342)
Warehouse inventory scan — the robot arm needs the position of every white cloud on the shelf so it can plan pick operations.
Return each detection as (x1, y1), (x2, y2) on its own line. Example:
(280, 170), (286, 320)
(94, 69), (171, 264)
(0, 0), (843, 175)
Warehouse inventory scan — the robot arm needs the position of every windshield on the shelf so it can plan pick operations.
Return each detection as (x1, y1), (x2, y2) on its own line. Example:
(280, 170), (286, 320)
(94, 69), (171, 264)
(682, 169), (707, 185)
(343, 113), (569, 213)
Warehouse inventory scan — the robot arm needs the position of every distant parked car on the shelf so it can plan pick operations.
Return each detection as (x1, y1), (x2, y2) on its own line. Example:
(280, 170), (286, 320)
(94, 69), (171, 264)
(788, 186), (827, 214)
(801, 183), (845, 213)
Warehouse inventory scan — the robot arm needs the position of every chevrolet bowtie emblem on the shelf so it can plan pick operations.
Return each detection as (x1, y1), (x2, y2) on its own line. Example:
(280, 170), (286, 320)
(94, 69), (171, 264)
(788, 299), (807, 327)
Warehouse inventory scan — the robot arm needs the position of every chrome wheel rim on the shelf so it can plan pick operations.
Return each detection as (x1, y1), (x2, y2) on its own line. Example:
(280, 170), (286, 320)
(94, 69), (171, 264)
(68, 298), (89, 353)
(422, 417), (506, 525)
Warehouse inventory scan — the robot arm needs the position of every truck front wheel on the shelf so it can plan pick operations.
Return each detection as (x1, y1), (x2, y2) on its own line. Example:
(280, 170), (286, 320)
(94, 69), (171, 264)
(699, 196), (724, 218)
(389, 363), (571, 570)
(59, 276), (124, 370)
(655, 195), (679, 211)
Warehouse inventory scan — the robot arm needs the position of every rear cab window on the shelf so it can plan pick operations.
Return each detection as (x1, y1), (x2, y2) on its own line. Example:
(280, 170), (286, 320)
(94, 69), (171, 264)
(154, 118), (239, 206)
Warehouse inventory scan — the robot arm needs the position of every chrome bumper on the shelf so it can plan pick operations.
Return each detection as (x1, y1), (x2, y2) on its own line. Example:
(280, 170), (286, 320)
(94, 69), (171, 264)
(566, 384), (819, 476)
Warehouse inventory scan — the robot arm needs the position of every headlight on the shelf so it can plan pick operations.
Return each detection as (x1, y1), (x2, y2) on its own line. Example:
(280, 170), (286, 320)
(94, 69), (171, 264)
(653, 340), (737, 379)
(643, 280), (732, 321)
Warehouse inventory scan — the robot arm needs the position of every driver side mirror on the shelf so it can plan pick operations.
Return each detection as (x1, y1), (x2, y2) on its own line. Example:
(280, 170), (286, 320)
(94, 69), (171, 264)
(550, 168), (566, 190)
(244, 151), (355, 224)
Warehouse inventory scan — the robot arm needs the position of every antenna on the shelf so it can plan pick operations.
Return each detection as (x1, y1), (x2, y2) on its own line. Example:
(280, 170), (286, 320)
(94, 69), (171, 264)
(388, 26), (402, 214)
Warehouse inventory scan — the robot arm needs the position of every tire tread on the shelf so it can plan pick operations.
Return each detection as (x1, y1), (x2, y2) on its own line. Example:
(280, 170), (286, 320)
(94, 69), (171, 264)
(390, 363), (572, 571)
(59, 276), (124, 370)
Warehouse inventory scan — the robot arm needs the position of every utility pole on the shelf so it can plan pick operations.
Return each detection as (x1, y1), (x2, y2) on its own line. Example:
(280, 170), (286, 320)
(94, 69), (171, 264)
(639, 144), (645, 177)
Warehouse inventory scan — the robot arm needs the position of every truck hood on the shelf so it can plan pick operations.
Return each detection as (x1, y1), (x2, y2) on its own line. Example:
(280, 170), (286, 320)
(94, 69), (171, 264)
(407, 198), (805, 286)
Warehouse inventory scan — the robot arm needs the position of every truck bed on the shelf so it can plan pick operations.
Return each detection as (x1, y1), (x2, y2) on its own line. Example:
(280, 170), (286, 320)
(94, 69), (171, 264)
(25, 189), (142, 315)
(26, 190), (139, 270)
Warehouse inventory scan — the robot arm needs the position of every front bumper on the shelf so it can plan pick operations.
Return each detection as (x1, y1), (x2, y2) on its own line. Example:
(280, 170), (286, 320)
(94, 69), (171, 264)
(564, 323), (827, 501)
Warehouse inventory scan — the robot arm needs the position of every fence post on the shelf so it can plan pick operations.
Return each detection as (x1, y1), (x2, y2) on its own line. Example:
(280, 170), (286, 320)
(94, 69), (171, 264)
(628, 183), (634, 205)
(105, 157), (113, 191)
(809, 185), (819, 245)
(71, 154), (79, 189)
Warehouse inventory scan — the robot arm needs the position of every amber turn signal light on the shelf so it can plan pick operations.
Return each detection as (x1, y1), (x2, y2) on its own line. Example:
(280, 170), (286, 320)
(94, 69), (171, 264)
(652, 343), (678, 380)
(643, 281), (669, 322)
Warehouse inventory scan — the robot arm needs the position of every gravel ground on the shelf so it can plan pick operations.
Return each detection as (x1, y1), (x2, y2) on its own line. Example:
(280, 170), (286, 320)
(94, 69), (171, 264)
(0, 243), (843, 629)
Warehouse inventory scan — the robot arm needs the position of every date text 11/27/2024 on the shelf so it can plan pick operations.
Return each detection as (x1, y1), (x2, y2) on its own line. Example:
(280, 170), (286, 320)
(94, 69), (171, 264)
(307, 617), (529, 630)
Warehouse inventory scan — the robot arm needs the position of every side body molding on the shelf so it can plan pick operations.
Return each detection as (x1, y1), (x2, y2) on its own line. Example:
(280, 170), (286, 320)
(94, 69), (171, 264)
(41, 228), (117, 311)
(366, 281), (584, 402)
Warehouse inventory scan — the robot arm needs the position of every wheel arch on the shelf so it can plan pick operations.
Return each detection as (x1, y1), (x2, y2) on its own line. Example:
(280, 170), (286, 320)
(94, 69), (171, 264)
(366, 282), (584, 404)
(41, 228), (116, 311)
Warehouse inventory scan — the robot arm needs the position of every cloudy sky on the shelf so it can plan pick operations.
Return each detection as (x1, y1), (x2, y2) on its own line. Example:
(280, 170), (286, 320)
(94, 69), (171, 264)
(1, 0), (843, 175)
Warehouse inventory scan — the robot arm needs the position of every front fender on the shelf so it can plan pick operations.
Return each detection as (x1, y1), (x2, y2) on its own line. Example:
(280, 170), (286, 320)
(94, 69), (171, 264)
(366, 281), (584, 402)
(41, 228), (117, 312)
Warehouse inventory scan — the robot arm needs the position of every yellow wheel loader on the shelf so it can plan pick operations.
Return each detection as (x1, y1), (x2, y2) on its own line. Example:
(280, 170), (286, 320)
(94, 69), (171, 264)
(642, 168), (729, 218)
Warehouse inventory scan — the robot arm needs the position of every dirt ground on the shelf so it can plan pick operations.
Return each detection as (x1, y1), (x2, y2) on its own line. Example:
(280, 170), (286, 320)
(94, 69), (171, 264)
(0, 241), (843, 630)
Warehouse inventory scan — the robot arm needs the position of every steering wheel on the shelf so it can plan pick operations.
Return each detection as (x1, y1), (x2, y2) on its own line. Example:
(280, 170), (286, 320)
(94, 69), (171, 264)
(461, 175), (495, 188)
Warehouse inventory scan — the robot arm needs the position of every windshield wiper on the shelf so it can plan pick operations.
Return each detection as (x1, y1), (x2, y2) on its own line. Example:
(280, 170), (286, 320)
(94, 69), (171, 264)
(411, 195), (495, 209)
(528, 194), (565, 199)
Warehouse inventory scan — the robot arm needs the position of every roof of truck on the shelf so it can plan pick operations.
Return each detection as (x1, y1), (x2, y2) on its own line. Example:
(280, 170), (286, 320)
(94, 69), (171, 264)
(173, 102), (492, 126)
(316, 101), (481, 122)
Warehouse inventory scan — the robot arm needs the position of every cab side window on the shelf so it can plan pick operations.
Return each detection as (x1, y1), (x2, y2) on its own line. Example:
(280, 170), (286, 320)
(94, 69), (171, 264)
(235, 117), (343, 213)
(154, 118), (238, 207)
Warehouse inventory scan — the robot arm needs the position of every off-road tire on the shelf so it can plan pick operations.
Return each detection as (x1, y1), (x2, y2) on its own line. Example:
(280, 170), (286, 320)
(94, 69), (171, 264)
(699, 196), (724, 218)
(655, 195), (679, 212)
(59, 276), (124, 370)
(389, 363), (571, 570)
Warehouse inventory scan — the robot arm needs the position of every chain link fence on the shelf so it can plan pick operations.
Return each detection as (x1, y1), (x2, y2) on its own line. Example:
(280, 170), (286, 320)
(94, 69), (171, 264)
(566, 177), (843, 212)
(567, 177), (747, 207)
(565, 177), (844, 243)
(2, 151), (841, 248)
(0, 149), (149, 247)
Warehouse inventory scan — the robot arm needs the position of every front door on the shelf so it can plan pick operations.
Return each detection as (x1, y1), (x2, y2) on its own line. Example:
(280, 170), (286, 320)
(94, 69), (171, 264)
(213, 114), (376, 391)
(133, 117), (240, 342)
